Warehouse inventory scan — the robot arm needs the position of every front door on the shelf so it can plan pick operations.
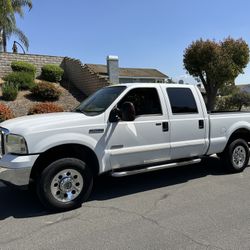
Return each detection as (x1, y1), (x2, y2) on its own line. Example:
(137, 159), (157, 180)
(106, 86), (171, 169)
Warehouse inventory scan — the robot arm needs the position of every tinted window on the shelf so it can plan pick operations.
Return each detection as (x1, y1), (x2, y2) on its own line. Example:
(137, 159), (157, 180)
(167, 88), (198, 114)
(118, 88), (162, 116)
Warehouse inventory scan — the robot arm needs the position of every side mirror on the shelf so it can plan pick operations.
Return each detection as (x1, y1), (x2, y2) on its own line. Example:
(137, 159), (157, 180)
(109, 108), (121, 123)
(121, 102), (136, 121)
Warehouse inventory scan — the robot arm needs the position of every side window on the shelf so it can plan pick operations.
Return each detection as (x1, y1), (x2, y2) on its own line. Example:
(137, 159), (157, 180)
(167, 88), (198, 114)
(118, 88), (162, 116)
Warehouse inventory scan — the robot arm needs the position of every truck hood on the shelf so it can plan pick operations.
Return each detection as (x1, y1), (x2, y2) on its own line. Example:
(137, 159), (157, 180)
(0, 112), (99, 136)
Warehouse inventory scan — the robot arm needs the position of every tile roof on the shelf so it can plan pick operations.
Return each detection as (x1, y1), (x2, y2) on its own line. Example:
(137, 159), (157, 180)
(86, 64), (168, 78)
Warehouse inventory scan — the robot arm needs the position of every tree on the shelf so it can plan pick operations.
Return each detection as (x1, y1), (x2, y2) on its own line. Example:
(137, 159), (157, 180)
(0, 0), (32, 52)
(218, 82), (238, 97)
(183, 38), (249, 111)
(0, 0), (14, 51)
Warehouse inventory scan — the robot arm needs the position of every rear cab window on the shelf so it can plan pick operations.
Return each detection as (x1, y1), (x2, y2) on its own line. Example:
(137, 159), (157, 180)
(166, 88), (198, 115)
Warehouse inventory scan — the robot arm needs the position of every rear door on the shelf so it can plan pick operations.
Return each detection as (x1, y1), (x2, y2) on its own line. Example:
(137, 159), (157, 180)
(162, 86), (207, 159)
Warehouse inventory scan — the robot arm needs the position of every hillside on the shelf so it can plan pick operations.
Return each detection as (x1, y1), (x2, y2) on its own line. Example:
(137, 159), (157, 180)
(0, 79), (86, 117)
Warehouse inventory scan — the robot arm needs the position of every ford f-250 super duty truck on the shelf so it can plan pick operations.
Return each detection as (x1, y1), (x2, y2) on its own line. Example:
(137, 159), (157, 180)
(0, 83), (250, 211)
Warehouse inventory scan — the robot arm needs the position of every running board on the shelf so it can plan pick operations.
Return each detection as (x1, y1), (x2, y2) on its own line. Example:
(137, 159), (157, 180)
(111, 158), (201, 177)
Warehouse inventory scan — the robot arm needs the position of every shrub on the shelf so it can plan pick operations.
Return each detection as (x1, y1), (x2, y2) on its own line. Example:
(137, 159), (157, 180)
(28, 102), (64, 115)
(31, 81), (62, 101)
(41, 64), (64, 82)
(3, 72), (35, 90)
(0, 103), (14, 122)
(11, 61), (36, 78)
(2, 82), (19, 101)
(229, 91), (250, 111)
(215, 91), (250, 111)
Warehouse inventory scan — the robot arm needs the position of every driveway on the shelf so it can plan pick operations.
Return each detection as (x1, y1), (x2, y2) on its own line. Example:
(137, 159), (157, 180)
(0, 156), (250, 250)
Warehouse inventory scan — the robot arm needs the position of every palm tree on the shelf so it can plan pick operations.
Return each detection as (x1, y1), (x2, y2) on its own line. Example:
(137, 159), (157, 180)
(0, 0), (14, 51)
(0, 0), (32, 52)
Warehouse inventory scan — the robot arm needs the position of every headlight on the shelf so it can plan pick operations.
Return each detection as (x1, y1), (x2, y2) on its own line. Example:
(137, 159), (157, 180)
(5, 134), (28, 154)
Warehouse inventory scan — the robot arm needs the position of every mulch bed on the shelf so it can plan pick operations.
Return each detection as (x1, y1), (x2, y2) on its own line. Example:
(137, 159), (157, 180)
(0, 80), (85, 117)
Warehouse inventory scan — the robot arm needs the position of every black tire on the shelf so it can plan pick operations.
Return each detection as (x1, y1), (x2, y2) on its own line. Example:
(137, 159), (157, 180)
(221, 138), (249, 173)
(36, 158), (93, 212)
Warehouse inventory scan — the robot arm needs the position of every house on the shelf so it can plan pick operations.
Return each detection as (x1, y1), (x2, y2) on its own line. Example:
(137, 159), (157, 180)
(63, 55), (169, 96)
(238, 84), (250, 93)
(86, 56), (168, 84)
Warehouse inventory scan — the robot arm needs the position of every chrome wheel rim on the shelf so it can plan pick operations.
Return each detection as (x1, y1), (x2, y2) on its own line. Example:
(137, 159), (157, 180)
(50, 169), (84, 202)
(232, 146), (246, 169)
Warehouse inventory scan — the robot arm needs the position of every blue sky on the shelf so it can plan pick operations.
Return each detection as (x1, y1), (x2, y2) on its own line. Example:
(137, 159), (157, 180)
(7, 0), (250, 84)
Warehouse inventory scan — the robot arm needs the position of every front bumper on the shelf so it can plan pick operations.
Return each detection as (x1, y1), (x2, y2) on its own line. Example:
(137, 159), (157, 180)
(0, 154), (39, 186)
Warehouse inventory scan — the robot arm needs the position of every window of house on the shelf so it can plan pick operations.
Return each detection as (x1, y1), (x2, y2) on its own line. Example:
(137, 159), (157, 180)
(118, 88), (162, 116)
(167, 88), (198, 114)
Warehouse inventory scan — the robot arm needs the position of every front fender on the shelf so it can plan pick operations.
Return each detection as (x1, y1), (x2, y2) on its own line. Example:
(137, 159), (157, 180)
(28, 132), (97, 153)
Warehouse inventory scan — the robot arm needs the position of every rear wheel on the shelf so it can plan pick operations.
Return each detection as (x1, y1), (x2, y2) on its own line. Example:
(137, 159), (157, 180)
(221, 138), (249, 173)
(36, 158), (93, 211)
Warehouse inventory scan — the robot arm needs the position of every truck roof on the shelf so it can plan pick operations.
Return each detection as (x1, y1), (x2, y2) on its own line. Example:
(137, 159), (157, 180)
(110, 83), (194, 88)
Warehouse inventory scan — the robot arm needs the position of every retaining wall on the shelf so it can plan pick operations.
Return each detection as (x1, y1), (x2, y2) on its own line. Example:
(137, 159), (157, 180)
(0, 52), (110, 96)
(0, 52), (64, 78)
(62, 57), (109, 96)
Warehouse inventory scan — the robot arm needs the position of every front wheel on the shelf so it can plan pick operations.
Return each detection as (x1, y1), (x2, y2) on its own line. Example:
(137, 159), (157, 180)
(221, 139), (249, 173)
(36, 158), (93, 211)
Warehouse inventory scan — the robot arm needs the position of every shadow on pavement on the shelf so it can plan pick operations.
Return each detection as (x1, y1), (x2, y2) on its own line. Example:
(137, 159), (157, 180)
(0, 186), (48, 220)
(90, 156), (229, 201)
(0, 156), (234, 220)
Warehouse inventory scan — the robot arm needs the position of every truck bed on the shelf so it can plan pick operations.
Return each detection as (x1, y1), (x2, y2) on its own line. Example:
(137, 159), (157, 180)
(207, 112), (250, 155)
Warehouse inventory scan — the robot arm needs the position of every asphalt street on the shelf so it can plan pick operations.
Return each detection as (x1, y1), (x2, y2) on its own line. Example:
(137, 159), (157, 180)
(1, 156), (250, 250)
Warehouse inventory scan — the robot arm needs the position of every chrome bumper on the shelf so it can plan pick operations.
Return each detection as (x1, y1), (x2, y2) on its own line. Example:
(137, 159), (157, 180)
(0, 154), (39, 186)
(0, 166), (31, 186)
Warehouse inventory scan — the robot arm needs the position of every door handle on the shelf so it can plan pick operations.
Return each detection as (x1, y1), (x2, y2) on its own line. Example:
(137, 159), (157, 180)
(162, 122), (169, 132)
(199, 120), (204, 129)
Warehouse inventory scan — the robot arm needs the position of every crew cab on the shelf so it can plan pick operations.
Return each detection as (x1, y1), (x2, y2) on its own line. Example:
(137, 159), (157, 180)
(0, 83), (250, 211)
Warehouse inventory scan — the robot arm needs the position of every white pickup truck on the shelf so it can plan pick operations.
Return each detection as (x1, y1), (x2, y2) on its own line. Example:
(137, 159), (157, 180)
(0, 83), (250, 211)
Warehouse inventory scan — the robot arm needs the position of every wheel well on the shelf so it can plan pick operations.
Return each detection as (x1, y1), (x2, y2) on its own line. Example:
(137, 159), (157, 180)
(30, 144), (99, 182)
(227, 128), (250, 146)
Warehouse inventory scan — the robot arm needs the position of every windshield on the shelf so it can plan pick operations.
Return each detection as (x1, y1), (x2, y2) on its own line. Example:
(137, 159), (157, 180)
(74, 86), (126, 116)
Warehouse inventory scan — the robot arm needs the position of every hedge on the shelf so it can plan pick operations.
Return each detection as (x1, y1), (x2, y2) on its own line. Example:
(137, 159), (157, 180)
(11, 61), (36, 77)
(41, 64), (64, 82)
